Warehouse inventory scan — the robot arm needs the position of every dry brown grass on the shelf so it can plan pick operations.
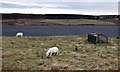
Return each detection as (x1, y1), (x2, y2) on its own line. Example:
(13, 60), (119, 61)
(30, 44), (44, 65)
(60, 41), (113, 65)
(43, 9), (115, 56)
(2, 35), (118, 70)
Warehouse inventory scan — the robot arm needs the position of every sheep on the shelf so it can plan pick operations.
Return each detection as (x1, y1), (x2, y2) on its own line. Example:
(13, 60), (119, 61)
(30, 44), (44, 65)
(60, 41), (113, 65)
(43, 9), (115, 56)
(16, 32), (23, 37)
(46, 47), (59, 57)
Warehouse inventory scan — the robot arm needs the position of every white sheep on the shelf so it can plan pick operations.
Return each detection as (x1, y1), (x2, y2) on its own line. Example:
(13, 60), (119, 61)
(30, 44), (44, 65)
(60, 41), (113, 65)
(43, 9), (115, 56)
(16, 32), (23, 37)
(46, 47), (59, 57)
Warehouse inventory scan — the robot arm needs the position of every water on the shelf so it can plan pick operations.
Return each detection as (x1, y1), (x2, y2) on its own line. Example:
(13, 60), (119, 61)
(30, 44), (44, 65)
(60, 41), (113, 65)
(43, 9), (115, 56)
(2, 24), (118, 37)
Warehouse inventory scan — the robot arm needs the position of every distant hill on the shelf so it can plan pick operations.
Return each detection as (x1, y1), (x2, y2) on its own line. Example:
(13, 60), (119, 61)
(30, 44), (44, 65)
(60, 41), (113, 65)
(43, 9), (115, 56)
(1, 13), (118, 20)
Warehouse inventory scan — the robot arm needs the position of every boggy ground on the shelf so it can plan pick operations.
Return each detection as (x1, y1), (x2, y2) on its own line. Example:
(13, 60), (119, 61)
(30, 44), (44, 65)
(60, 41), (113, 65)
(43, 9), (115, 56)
(2, 35), (118, 70)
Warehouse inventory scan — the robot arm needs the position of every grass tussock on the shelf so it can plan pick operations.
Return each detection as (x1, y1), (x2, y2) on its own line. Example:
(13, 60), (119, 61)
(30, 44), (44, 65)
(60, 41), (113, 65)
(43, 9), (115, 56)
(2, 35), (118, 70)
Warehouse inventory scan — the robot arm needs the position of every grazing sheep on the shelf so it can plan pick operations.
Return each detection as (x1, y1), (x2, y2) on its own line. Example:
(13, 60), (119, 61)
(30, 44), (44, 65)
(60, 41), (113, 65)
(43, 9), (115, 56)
(46, 47), (59, 57)
(16, 32), (23, 37)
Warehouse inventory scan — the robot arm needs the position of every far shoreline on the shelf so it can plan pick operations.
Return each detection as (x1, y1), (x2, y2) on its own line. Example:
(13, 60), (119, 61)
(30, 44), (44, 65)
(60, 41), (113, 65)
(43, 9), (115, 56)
(2, 23), (117, 26)
(2, 19), (117, 26)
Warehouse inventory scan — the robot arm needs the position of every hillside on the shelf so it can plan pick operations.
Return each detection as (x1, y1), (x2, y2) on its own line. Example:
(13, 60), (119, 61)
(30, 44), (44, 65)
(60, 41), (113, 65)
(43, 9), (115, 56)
(2, 14), (118, 26)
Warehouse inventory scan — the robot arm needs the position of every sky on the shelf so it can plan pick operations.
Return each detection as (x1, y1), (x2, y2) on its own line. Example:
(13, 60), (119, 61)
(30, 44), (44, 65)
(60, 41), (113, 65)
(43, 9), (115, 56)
(0, 0), (119, 15)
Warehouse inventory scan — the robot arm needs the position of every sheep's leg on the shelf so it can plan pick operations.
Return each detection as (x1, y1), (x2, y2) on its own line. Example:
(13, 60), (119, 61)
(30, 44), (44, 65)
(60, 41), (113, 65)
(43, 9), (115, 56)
(50, 52), (52, 56)
(48, 52), (50, 56)
(54, 52), (56, 56)
(56, 52), (58, 55)
(52, 52), (54, 56)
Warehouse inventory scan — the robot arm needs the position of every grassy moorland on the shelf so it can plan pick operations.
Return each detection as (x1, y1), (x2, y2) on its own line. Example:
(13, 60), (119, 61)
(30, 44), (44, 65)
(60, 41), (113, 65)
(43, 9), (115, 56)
(2, 35), (118, 70)
(2, 19), (116, 26)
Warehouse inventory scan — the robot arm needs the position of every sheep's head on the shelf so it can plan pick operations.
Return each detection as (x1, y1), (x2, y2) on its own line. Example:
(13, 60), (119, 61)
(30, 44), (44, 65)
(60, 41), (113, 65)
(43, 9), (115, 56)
(46, 52), (49, 57)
